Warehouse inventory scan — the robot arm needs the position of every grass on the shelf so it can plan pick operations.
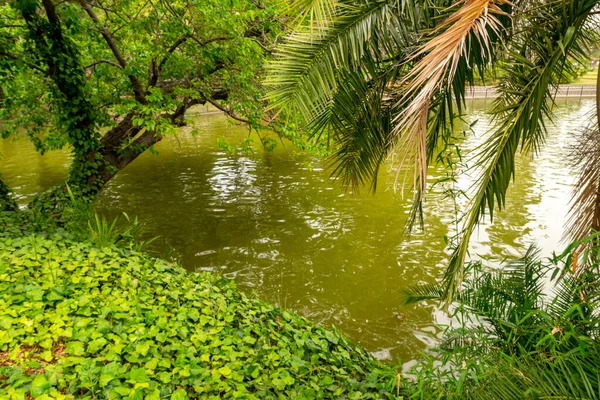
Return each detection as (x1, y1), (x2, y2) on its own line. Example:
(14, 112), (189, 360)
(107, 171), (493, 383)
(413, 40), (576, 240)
(570, 67), (598, 85)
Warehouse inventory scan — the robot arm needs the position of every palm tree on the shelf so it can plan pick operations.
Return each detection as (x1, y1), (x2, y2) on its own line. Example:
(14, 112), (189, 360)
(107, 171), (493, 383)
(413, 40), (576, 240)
(266, 0), (600, 299)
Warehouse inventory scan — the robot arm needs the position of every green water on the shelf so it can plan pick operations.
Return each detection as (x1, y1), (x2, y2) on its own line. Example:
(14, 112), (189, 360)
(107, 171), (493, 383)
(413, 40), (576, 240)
(0, 99), (593, 363)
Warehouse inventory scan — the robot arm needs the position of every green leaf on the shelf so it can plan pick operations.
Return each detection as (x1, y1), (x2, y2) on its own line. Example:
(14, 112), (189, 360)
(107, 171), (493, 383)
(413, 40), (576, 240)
(135, 341), (152, 357)
(66, 341), (85, 356)
(30, 374), (50, 397)
(129, 367), (149, 383)
(171, 389), (187, 400)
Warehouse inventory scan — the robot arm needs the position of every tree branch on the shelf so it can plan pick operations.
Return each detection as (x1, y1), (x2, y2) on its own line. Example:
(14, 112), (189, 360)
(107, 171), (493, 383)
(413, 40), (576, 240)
(206, 98), (252, 125)
(149, 35), (189, 86)
(187, 35), (230, 47)
(85, 59), (123, 69)
(0, 50), (47, 74)
(78, 0), (148, 104)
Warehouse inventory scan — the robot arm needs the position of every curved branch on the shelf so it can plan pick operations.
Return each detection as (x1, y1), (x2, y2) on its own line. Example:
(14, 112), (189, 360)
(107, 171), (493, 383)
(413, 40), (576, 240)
(78, 0), (147, 104)
(207, 98), (251, 125)
(85, 59), (123, 69)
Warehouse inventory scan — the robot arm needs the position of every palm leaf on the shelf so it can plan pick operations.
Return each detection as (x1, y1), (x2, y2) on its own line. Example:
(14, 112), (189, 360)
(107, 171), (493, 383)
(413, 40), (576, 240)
(289, 0), (340, 30)
(265, 0), (405, 122)
(390, 0), (510, 197)
(403, 282), (444, 303)
(444, 0), (600, 301)
(469, 350), (600, 400)
(567, 121), (600, 244)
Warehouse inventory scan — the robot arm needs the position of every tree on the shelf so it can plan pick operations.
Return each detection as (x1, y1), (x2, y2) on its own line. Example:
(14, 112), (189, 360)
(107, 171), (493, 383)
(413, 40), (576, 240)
(266, 0), (600, 299)
(0, 0), (283, 199)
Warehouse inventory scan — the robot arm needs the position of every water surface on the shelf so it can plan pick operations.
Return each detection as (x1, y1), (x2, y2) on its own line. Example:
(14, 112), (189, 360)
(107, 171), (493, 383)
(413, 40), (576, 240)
(1, 99), (592, 362)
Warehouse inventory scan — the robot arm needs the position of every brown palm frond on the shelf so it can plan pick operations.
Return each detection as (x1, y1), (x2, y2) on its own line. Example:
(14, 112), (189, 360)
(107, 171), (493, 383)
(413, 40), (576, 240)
(566, 120), (600, 243)
(391, 0), (509, 194)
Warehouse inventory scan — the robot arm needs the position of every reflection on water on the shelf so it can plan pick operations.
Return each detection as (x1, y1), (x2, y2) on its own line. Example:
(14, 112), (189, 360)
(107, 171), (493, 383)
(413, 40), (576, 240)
(0, 99), (593, 362)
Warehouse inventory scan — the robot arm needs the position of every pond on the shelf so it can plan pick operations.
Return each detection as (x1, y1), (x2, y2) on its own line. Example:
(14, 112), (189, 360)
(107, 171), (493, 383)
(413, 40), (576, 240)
(0, 98), (593, 363)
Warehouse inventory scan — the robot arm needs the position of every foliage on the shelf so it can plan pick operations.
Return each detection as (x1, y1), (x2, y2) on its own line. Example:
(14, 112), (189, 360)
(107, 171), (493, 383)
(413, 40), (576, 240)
(267, 0), (600, 299)
(0, 0), (286, 198)
(0, 175), (17, 212)
(445, 0), (600, 299)
(403, 239), (600, 399)
(0, 212), (405, 399)
(3, 185), (157, 254)
(87, 212), (121, 249)
(87, 212), (160, 252)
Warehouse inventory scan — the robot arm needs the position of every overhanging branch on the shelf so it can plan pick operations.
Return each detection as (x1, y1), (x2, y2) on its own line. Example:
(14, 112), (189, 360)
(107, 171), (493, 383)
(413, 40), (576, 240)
(79, 0), (148, 105)
(85, 59), (123, 69)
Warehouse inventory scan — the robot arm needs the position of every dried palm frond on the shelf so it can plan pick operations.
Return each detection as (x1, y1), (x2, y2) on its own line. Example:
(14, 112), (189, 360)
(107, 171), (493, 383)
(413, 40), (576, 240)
(444, 0), (600, 301)
(566, 120), (600, 244)
(391, 0), (509, 195)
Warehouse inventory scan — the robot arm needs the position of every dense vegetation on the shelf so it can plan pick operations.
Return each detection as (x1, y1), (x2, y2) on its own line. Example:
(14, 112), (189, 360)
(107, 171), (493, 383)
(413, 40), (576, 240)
(3, 204), (600, 399)
(405, 241), (600, 398)
(0, 211), (403, 399)
(3, 0), (600, 398)
(267, 0), (600, 299)
(0, 0), (290, 199)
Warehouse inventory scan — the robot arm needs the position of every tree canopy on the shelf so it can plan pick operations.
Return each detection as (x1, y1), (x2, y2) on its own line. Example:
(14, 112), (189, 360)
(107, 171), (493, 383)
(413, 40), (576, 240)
(0, 0), (284, 198)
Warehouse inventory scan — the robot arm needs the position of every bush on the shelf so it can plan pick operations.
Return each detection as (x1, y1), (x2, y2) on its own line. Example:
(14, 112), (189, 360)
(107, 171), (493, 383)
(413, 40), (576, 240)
(404, 243), (600, 399)
(0, 228), (403, 399)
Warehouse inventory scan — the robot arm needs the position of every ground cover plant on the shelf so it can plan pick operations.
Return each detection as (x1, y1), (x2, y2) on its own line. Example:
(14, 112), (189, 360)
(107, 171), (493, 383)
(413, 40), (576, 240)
(0, 212), (404, 399)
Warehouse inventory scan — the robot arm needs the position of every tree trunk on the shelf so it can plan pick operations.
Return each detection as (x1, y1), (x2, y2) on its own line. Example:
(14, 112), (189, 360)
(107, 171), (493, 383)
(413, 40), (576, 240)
(19, 0), (103, 197)
(95, 92), (228, 187)
(0, 176), (17, 212)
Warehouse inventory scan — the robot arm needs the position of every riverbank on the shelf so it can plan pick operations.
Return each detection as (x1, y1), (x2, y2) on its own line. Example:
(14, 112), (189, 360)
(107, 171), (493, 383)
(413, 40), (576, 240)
(0, 211), (404, 399)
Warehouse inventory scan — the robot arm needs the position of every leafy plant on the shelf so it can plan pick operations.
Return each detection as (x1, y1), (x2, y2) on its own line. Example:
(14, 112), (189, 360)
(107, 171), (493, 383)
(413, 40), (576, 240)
(0, 215), (406, 399)
(403, 237), (600, 399)
(1, 0), (286, 199)
(120, 212), (160, 252)
(88, 213), (121, 248)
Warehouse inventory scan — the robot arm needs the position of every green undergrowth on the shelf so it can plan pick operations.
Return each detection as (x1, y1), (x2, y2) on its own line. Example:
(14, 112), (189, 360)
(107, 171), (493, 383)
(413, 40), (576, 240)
(0, 212), (404, 399)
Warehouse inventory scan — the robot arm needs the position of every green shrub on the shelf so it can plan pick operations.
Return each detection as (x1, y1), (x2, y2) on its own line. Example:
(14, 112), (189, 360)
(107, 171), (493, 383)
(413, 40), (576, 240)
(403, 242), (600, 399)
(0, 232), (403, 399)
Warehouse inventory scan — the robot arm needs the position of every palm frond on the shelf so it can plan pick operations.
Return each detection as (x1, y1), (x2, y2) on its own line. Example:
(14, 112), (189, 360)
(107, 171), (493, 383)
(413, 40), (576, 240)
(391, 0), (510, 196)
(406, 239), (600, 398)
(265, 0), (404, 122)
(469, 350), (600, 400)
(289, 0), (340, 30)
(458, 247), (545, 328)
(402, 282), (444, 304)
(566, 121), (600, 244)
(444, 0), (599, 301)
(325, 68), (398, 191)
